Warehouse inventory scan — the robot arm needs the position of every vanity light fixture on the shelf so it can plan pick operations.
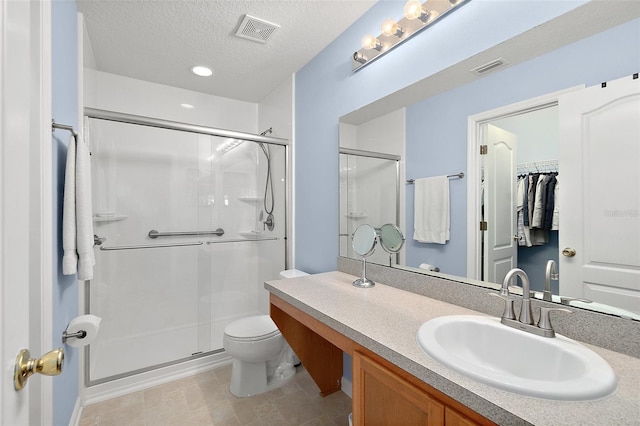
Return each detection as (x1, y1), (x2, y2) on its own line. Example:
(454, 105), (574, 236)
(352, 0), (469, 71)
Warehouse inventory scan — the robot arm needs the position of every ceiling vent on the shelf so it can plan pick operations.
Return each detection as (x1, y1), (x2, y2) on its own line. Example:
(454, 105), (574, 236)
(235, 15), (280, 44)
(470, 58), (507, 75)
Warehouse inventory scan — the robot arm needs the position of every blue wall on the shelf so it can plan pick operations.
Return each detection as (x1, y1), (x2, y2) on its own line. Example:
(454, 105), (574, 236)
(403, 19), (640, 277)
(52, 2), (79, 424)
(294, 0), (590, 273)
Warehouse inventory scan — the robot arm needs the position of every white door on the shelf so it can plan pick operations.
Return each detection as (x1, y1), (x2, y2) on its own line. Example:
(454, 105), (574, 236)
(1, 0), (53, 424)
(559, 74), (640, 314)
(483, 124), (518, 285)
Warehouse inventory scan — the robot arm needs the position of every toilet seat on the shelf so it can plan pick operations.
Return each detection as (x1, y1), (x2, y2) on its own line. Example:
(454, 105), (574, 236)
(224, 315), (280, 341)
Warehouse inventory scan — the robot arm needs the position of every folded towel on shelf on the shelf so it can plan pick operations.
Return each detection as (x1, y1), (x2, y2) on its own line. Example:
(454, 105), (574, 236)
(62, 133), (95, 280)
(413, 176), (450, 244)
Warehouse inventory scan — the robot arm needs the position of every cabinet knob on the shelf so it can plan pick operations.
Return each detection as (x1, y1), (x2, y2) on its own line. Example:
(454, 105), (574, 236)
(562, 247), (576, 257)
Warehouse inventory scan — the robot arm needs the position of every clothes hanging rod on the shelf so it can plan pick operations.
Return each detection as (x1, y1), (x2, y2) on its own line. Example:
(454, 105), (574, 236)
(406, 172), (464, 184)
(51, 119), (78, 138)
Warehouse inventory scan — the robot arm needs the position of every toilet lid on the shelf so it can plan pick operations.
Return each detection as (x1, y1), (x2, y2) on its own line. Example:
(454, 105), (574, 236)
(224, 315), (279, 339)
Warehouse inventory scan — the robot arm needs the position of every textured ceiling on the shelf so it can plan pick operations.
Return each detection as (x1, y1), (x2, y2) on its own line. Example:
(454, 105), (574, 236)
(77, 0), (377, 103)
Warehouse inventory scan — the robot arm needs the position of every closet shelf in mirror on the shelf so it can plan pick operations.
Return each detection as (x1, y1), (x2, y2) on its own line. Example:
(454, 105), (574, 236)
(93, 214), (128, 222)
(345, 213), (368, 219)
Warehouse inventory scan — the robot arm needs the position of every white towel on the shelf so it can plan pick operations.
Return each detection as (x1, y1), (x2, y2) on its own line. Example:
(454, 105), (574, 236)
(62, 134), (95, 280)
(413, 176), (450, 244)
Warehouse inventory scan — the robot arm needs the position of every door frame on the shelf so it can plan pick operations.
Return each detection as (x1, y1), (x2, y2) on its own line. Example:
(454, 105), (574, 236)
(0, 0), (53, 423)
(466, 86), (582, 281)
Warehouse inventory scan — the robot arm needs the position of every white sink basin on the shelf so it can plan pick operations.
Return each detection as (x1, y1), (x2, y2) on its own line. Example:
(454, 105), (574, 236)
(417, 315), (617, 401)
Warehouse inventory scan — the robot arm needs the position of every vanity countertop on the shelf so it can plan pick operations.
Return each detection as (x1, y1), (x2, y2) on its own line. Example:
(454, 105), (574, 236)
(265, 271), (640, 426)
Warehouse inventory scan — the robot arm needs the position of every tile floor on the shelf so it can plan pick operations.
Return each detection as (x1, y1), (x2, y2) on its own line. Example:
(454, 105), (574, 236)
(79, 365), (352, 426)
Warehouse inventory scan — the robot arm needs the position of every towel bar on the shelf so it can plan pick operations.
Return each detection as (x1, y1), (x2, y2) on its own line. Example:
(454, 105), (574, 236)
(407, 172), (464, 184)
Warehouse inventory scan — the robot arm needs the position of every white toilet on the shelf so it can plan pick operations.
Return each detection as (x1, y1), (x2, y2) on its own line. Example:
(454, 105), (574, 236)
(223, 269), (308, 397)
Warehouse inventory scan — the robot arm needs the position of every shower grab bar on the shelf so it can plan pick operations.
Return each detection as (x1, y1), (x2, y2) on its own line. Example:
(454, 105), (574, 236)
(148, 228), (224, 239)
(100, 241), (204, 251)
(205, 237), (280, 244)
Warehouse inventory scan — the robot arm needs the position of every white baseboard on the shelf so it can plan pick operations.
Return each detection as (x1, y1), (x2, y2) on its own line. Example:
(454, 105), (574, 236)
(341, 376), (352, 398)
(68, 397), (82, 426)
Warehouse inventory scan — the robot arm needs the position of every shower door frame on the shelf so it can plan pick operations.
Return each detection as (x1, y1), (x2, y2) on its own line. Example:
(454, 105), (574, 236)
(83, 108), (290, 386)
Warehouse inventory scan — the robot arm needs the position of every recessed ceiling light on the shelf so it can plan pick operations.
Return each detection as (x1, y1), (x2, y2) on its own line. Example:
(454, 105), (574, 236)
(190, 65), (213, 77)
(180, 103), (195, 109)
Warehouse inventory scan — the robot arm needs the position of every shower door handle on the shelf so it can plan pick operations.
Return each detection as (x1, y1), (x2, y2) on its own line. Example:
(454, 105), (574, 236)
(148, 228), (224, 239)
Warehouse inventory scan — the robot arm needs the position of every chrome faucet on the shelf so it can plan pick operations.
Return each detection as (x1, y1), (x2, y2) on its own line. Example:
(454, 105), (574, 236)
(543, 260), (592, 305)
(490, 268), (571, 338)
(543, 260), (559, 302)
(504, 268), (534, 325)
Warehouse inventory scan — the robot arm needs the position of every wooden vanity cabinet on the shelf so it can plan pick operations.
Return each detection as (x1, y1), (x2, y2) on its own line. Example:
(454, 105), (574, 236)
(352, 351), (489, 426)
(270, 295), (495, 426)
(353, 350), (444, 425)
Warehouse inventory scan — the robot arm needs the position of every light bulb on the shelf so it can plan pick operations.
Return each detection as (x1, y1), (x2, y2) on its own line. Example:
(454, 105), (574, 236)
(361, 34), (383, 51)
(404, 0), (433, 23)
(403, 0), (422, 20)
(381, 18), (404, 38)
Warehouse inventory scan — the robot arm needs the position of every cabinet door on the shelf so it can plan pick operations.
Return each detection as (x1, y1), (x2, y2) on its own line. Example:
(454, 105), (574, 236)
(353, 351), (444, 426)
(445, 407), (482, 426)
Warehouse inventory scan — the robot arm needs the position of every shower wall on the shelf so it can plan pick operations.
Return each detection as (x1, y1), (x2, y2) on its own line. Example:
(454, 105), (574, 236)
(88, 117), (286, 383)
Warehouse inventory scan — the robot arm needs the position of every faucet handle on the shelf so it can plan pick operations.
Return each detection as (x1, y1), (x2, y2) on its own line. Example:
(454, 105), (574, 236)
(560, 296), (593, 305)
(488, 293), (516, 320)
(537, 307), (572, 331)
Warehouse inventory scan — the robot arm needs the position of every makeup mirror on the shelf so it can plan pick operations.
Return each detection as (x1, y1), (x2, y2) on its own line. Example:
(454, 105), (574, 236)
(379, 223), (405, 266)
(352, 224), (377, 288)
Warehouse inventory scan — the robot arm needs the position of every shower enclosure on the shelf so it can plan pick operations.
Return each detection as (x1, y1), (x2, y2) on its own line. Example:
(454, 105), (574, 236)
(85, 110), (287, 384)
(339, 148), (401, 266)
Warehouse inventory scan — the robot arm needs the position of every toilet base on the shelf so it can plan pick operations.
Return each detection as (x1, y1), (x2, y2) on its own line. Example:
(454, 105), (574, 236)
(229, 360), (296, 397)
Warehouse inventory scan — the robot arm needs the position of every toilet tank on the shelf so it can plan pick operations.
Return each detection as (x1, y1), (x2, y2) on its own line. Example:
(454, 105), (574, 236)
(279, 269), (309, 279)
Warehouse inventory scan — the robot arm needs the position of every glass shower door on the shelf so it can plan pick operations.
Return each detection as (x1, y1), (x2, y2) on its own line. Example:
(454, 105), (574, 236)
(339, 151), (400, 266)
(87, 117), (287, 384)
(89, 119), (209, 382)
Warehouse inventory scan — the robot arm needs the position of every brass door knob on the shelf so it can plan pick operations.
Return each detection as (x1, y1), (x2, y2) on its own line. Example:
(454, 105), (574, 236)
(562, 247), (577, 257)
(14, 348), (64, 391)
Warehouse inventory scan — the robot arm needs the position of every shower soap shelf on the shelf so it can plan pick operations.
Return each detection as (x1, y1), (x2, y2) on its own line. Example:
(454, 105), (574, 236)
(345, 213), (368, 219)
(239, 231), (262, 239)
(237, 197), (264, 202)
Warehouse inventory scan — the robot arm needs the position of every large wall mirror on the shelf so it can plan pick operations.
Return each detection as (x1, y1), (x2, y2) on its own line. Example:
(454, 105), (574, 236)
(339, 4), (640, 321)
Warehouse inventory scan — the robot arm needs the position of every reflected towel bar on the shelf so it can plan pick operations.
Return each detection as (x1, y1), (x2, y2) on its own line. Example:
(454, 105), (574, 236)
(100, 241), (204, 251)
(148, 228), (224, 238)
(407, 172), (464, 184)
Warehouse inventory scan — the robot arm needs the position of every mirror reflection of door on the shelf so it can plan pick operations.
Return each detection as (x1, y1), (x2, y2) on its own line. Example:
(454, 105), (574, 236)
(482, 124), (518, 285)
(558, 75), (640, 314)
(480, 105), (559, 292)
